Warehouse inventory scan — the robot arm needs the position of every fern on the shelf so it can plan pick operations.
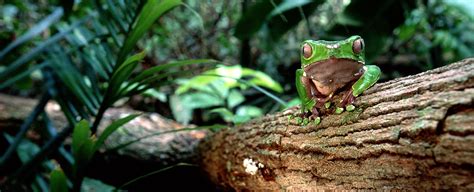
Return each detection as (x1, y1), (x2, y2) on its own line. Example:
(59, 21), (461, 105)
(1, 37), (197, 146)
(0, 0), (217, 190)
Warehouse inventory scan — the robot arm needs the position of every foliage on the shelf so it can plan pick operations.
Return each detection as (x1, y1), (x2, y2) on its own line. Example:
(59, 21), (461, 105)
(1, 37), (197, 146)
(50, 168), (68, 192)
(394, 0), (474, 70)
(172, 65), (284, 124)
(70, 116), (138, 190)
(0, 0), (473, 190)
(0, 0), (217, 190)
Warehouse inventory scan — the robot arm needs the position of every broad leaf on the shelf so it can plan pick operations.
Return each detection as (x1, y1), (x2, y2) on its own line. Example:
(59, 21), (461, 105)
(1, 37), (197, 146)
(227, 89), (245, 108)
(209, 108), (234, 122)
(242, 68), (283, 93)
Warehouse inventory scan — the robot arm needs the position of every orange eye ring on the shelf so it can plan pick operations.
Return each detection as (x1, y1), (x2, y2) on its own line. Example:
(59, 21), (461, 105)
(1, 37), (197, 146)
(302, 43), (312, 59)
(352, 38), (364, 54)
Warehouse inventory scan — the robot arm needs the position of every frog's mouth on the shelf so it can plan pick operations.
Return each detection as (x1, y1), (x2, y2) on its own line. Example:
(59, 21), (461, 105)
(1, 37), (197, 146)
(304, 58), (364, 88)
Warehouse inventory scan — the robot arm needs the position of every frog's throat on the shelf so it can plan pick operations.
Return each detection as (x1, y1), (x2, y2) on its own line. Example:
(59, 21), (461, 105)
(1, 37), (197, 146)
(303, 58), (364, 93)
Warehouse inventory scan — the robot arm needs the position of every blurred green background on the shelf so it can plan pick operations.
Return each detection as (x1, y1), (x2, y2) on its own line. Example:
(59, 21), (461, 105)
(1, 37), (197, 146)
(0, 0), (473, 191)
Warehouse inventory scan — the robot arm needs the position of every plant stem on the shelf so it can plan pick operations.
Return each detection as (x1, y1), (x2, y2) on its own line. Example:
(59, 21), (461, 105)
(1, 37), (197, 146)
(90, 104), (107, 134)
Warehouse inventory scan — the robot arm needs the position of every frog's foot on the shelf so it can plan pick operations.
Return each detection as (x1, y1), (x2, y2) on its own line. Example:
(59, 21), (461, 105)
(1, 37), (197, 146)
(334, 90), (357, 114)
(340, 89), (356, 107)
(307, 107), (321, 125)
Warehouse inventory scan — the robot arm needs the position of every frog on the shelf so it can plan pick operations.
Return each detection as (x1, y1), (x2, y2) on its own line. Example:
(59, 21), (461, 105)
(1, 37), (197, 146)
(295, 35), (381, 125)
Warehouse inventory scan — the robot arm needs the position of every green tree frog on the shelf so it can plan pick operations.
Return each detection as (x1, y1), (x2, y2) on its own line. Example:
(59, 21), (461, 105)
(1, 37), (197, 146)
(295, 35), (381, 125)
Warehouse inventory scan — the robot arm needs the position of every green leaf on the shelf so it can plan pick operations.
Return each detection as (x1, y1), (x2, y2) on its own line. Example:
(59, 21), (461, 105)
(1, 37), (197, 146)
(227, 89), (245, 108)
(175, 65), (242, 95)
(106, 52), (146, 104)
(0, 8), (63, 59)
(50, 168), (68, 192)
(131, 59), (217, 84)
(209, 108), (235, 122)
(143, 88), (167, 102)
(72, 120), (91, 158)
(175, 74), (225, 95)
(236, 105), (263, 117)
(233, 105), (263, 124)
(94, 113), (140, 151)
(0, 61), (49, 90)
(170, 94), (193, 124)
(269, 0), (313, 17)
(242, 68), (283, 93)
(397, 24), (417, 41)
(117, 0), (182, 65)
(76, 137), (95, 163)
(71, 120), (96, 171)
(3, 133), (40, 163)
(0, 15), (91, 80)
(49, 51), (100, 113)
(179, 92), (224, 109)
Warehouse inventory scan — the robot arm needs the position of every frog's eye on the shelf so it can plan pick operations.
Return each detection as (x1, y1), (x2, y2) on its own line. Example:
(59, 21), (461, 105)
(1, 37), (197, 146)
(352, 38), (364, 54)
(302, 43), (312, 59)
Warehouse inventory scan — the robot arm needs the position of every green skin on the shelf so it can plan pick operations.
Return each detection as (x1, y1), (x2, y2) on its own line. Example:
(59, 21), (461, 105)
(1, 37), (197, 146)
(295, 35), (381, 125)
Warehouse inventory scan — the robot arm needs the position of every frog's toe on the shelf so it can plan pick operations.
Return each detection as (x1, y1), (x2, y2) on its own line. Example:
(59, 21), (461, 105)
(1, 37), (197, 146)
(335, 107), (344, 114)
(302, 118), (310, 125)
(340, 90), (356, 107)
(346, 104), (355, 111)
(313, 117), (321, 125)
(307, 114), (321, 125)
(324, 102), (331, 109)
(295, 116), (303, 124)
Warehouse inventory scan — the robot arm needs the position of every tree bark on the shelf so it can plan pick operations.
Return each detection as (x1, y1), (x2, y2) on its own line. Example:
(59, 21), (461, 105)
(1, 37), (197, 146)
(1, 58), (473, 190)
(199, 58), (474, 190)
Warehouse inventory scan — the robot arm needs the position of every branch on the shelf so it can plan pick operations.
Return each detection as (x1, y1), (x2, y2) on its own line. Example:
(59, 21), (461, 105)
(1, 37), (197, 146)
(198, 58), (474, 190)
(1, 58), (473, 190)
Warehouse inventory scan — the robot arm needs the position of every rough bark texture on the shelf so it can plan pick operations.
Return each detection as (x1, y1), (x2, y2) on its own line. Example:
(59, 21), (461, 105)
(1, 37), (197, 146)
(199, 58), (474, 191)
(1, 58), (473, 190)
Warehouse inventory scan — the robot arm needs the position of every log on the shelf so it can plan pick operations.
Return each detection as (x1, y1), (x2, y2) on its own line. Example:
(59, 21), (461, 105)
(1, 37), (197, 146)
(1, 58), (473, 190)
(199, 58), (474, 190)
(0, 94), (210, 189)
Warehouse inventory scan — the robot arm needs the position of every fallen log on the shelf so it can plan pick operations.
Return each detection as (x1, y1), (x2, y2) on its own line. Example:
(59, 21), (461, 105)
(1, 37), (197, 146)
(1, 58), (473, 190)
(199, 58), (474, 190)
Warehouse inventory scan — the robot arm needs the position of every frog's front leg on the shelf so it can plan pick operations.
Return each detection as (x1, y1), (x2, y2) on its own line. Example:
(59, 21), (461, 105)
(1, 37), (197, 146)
(295, 69), (323, 124)
(338, 65), (381, 112)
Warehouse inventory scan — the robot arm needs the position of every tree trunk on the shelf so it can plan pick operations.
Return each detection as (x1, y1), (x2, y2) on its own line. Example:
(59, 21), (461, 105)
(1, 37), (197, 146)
(199, 58), (474, 190)
(1, 58), (473, 190)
